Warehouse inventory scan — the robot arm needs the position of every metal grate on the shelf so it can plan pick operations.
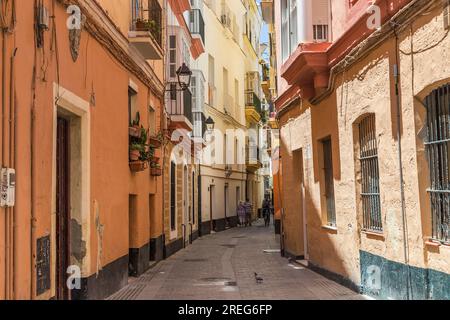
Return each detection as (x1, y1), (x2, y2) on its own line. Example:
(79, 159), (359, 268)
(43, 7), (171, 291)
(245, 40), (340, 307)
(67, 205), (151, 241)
(359, 114), (382, 232)
(425, 84), (450, 244)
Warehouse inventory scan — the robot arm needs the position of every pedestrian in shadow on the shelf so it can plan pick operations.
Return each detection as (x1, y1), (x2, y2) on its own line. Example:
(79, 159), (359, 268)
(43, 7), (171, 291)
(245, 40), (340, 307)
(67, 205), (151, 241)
(237, 201), (246, 227)
(244, 198), (253, 227)
(262, 196), (271, 227)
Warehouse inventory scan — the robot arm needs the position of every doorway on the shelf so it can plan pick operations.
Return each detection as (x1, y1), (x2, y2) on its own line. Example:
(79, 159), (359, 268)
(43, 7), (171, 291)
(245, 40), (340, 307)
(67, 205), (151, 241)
(56, 117), (71, 300)
(183, 166), (190, 247)
(295, 149), (308, 260)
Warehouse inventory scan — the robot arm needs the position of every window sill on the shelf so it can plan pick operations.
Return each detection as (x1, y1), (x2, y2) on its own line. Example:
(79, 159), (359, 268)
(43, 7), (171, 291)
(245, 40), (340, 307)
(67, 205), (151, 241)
(425, 239), (449, 249)
(362, 230), (385, 240)
(321, 225), (338, 233)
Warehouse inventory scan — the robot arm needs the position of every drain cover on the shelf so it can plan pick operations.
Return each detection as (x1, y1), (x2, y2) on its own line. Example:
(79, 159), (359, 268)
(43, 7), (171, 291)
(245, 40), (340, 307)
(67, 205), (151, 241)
(232, 236), (247, 239)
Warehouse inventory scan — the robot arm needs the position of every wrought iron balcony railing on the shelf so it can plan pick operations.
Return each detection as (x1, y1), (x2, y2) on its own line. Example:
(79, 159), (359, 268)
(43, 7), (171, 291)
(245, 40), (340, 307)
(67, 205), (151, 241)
(131, 0), (163, 47)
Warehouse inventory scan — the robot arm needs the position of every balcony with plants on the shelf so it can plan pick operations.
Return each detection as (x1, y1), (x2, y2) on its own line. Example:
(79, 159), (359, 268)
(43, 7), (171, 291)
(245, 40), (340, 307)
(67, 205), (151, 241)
(129, 0), (163, 60)
(245, 71), (263, 125)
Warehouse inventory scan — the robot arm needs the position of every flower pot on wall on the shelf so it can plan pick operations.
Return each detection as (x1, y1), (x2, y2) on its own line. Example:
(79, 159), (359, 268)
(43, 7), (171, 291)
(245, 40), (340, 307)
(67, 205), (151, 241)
(150, 168), (162, 176)
(149, 137), (162, 148)
(130, 161), (148, 172)
(129, 126), (142, 138)
(130, 149), (140, 161)
(151, 156), (160, 163)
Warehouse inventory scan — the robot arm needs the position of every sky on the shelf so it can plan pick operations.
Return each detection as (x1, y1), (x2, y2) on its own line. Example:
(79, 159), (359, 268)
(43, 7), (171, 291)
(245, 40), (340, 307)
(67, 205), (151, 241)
(256, 0), (270, 62)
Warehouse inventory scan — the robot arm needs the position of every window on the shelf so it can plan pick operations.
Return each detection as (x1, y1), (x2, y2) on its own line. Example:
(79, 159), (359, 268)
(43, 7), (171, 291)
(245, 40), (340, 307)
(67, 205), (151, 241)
(321, 138), (336, 226)
(223, 67), (229, 111)
(183, 40), (190, 68)
(148, 105), (156, 135)
(425, 84), (450, 243)
(313, 25), (329, 42)
(170, 161), (177, 231)
(169, 35), (177, 78)
(281, 0), (298, 62)
(358, 114), (382, 232)
(128, 87), (137, 125)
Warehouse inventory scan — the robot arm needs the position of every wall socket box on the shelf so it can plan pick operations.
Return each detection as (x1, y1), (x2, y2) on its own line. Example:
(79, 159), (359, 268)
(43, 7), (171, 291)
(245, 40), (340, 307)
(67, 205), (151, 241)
(1, 168), (16, 207)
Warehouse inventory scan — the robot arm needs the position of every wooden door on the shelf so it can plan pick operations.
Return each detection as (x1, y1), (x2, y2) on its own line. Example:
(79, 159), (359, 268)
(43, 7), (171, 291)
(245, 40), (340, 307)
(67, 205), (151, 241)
(56, 117), (71, 300)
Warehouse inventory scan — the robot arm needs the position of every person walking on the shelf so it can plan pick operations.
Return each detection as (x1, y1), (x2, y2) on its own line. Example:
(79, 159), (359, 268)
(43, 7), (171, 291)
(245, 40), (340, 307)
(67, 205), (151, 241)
(237, 201), (246, 227)
(244, 198), (253, 227)
(262, 196), (271, 227)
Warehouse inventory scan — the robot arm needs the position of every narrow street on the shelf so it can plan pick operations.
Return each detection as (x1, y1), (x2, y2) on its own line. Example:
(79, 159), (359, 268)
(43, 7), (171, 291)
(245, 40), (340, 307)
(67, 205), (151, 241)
(109, 220), (364, 300)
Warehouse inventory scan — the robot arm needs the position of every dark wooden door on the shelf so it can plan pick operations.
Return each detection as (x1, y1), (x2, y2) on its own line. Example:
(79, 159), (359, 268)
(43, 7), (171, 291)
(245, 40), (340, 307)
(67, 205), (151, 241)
(56, 117), (71, 300)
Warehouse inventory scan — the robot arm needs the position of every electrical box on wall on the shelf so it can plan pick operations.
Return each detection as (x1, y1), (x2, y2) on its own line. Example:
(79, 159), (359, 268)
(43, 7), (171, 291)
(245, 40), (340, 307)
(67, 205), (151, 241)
(1, 168), (16, 207)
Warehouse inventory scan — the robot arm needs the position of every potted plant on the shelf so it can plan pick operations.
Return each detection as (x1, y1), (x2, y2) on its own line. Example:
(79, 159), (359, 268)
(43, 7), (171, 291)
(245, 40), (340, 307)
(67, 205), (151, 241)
(129, 112), (141, 138)
(135, 19), (146, 31)
(150, 163), (162, 176)
(149, 132), (163, 148)
(130, 161), (148, 172)
(129, 143), (142, 161)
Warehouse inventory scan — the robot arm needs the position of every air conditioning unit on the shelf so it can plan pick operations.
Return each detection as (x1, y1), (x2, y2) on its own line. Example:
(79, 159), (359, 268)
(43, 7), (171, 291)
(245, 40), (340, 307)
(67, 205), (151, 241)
(1, 168), (15, 207)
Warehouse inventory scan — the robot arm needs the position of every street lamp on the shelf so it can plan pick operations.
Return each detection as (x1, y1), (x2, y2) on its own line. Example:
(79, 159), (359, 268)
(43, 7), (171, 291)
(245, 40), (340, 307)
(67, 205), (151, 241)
(176, 63), (192, 91)
(205, 116), (215, 133)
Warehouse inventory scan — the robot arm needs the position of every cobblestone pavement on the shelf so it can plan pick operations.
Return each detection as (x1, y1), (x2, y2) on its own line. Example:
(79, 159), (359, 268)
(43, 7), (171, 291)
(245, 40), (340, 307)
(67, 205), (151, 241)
(109, 219), (364, 300)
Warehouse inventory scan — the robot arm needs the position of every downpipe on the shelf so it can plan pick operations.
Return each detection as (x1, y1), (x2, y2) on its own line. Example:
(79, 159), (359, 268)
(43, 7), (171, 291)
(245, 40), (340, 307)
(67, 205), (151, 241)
(393, 26), (412, 300)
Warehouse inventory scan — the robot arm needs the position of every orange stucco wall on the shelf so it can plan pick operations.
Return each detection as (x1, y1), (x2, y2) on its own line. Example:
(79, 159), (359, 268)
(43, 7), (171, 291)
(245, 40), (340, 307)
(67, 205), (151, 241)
(0, 0), (164, 299)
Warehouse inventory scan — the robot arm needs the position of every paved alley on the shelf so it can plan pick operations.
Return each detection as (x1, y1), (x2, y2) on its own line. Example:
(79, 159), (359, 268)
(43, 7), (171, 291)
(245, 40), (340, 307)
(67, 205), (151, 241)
(108, 220), (364, 300)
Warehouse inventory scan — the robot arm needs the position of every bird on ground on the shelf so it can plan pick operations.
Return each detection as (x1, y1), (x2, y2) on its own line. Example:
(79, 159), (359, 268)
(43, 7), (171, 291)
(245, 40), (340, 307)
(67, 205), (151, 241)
(254, 272), (263, 284)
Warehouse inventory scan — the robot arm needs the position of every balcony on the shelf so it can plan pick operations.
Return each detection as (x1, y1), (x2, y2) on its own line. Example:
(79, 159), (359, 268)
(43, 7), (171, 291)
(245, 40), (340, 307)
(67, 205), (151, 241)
(245, 91), (262, 124)
(261, 63), (270, 98)
(245, 71), (262, 124)
(129, 0), (163, 60)
(191, 69), (205, 113)
(189, 9), (205, 45)
(246, 145), (262, 173)
(166, 83), (193, 132)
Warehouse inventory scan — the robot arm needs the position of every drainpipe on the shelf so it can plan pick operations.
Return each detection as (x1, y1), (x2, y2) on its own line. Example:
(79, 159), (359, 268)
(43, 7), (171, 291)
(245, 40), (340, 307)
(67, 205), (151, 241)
(2, 26), (8, 300)
(11, 47), (17, 299)
(393, 25), (412, 300)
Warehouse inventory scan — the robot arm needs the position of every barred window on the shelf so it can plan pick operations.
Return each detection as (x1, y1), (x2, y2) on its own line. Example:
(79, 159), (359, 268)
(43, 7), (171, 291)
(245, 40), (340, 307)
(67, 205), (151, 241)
(425, 84), (449, 244)
(358, 114), (382, 232)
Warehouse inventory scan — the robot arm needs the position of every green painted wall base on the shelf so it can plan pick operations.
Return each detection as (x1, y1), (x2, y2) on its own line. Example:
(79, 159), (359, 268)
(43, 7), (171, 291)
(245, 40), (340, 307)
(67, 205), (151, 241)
(360, 250), (450, 300)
